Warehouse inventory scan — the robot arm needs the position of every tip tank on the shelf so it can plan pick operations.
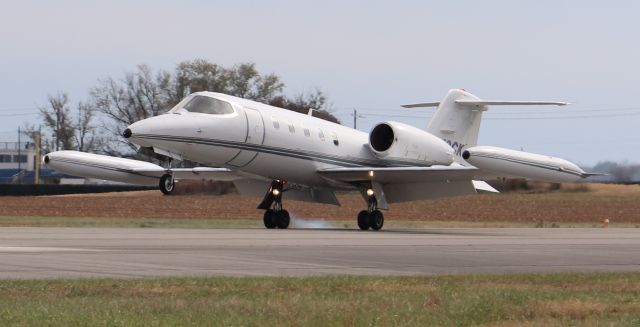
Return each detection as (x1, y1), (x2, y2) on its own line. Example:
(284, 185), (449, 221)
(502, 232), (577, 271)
(462, 146), (586, 183)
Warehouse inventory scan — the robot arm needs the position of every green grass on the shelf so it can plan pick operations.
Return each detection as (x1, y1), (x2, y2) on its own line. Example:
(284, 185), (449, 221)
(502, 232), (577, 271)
(1, 216), (638, 229)
(0, 273), (639, 326)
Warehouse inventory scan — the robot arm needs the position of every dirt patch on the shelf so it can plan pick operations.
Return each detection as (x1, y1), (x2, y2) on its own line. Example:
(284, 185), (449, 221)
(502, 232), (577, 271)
(0, 183), (639, 223)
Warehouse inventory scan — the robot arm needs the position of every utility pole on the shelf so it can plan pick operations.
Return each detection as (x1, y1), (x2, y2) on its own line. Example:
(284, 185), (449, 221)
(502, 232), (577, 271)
(34, 128), (41, 185)
(17, 126), (21, 184)
(352, 109), (364, 130)
(353, 108), (357, 129)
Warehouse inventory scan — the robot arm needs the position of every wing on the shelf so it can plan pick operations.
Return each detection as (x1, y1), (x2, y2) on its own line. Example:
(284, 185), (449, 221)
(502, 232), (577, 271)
(318, 165), (497, 205)
(132, 167), (241, 181)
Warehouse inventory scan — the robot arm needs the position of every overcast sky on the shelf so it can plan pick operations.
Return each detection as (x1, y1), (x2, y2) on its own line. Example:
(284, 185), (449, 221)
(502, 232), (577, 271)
(1, 0), (639, 165)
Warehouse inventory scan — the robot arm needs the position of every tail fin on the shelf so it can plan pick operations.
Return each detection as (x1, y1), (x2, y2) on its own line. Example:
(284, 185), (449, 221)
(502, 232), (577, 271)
(428, 89), (484, 157)
(402, 88), (568, 160)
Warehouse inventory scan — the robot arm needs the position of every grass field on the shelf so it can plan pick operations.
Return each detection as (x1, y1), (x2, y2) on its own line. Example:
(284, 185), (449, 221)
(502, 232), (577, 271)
(0, 183), (639, 227)
(0, 272), (638, 326)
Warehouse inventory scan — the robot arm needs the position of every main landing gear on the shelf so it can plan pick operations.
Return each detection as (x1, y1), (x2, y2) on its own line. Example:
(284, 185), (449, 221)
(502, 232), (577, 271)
(159, 173), (175, 195)
(357, 209), (384, 231)
(357, 188), (384, 231)
(159, 159), (175, 195)
(259, 180), (290, 229)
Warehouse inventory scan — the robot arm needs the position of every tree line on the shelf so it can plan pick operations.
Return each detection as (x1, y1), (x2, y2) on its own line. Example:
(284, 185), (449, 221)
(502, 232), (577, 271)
(24, 59), (338, 156)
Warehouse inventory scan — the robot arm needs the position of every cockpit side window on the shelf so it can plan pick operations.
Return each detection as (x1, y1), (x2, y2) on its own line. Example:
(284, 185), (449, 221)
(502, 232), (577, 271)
(183, 96), (234, 115)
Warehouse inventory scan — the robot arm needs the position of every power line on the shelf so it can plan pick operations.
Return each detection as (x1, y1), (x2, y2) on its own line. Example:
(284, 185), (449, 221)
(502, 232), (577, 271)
(335, 106), (640, 115)
(483, 107), (640, 115)
(338, 111), (640, 121)
(0, 112), (39, 117)
(0, 107), (39, 112)
(486, 112), (640, 120)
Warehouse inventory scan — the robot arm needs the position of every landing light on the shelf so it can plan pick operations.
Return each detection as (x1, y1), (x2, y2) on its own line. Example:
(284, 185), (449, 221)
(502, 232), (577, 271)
(368, 170), (374, 178)
(366, 188), (374, 197)
(272, 189), (280, 196)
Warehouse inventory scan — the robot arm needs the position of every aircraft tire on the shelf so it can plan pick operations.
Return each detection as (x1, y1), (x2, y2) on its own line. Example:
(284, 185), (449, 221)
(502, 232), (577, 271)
(370, 210), (384, 231)
(276, 210), (290, 229)
(357, 210), (370, 230)
(159, 174), (175, 195)
(263, 209), (277, 229)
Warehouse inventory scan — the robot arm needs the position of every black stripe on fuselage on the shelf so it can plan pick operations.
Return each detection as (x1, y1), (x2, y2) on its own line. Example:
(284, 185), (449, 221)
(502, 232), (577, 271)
(471, 153), (584, 177)
(134, 133), (430, 168)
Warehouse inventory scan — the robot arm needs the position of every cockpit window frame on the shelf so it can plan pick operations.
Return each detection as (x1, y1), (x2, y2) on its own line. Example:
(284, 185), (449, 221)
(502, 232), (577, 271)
(170, 95), (235, 116)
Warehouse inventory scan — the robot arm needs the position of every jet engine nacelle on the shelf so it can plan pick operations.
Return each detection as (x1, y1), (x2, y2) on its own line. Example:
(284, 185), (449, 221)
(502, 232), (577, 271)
(462, 146), (586, 183)
(368, 121), (454, 165)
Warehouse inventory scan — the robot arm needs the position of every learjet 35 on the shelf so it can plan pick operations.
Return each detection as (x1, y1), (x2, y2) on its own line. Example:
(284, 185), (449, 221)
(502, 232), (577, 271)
(44, 89), (598, 230)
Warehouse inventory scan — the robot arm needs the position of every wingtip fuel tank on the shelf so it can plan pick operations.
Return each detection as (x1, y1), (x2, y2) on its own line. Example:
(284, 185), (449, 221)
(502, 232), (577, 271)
(43, 150), (163, 185)
(462, 146), (587, 183)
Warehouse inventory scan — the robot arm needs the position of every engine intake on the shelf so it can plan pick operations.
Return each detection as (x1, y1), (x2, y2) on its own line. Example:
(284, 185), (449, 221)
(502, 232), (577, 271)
(368, 121), (454, 166)
(369, 123), (395, 152)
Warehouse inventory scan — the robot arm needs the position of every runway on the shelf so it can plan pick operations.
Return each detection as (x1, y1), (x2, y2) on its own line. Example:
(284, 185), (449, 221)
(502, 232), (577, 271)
(0, 227), (639, 279)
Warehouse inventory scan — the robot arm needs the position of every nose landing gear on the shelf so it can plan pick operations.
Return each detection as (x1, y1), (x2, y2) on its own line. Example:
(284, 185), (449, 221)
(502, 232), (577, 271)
(259, 180), (290, 229)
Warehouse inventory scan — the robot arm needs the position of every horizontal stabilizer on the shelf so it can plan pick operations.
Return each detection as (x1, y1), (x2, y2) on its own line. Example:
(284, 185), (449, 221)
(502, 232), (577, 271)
(401, 102), (440, 108)
(401, 100), (568, 109)
(455, 100), (569, 106)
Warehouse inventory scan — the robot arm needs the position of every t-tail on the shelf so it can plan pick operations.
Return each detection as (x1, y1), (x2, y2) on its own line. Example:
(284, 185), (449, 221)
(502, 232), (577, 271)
(402, 88), (569, 161)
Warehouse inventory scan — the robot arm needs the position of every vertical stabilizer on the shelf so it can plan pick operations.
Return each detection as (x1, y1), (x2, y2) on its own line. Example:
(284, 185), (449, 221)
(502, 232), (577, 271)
(426, 89), (485, 158)
(401, 89), (568, 163)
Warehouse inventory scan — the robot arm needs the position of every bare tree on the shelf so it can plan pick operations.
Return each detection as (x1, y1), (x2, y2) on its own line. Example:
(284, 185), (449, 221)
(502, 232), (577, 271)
(91, 65), (169, 152)
(268, 89), (339, 123)
(40, 91), (76, 151)
(74, 101), (99, 152)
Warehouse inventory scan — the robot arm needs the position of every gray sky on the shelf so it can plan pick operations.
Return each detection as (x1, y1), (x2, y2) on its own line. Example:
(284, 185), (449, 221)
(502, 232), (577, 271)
(1, 0), (639, 165)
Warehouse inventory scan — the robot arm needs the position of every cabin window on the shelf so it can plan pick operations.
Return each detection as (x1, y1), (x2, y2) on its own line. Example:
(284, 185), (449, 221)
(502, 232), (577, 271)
(183, 95), (234, 115)
(272, 118), (280, 129)
(288, 124), (295, 133)
(318, 129), (325, 141)
(303, 128), (310, 137)
(331, 132), (339, 146)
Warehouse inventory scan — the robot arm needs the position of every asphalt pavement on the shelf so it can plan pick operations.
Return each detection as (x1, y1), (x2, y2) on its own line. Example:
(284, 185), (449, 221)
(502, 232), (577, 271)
(0, 227), (639, 279)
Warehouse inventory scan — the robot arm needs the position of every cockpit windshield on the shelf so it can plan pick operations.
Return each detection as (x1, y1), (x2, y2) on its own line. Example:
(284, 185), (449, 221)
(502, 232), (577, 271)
(181, 95), (234, 115)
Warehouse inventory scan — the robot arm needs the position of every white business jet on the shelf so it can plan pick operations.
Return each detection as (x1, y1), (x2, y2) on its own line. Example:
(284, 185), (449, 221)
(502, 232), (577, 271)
(44, 89), (597, 230)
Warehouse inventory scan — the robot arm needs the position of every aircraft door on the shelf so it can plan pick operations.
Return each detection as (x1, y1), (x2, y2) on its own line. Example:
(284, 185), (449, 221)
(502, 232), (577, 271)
(226, 107), (265, 167)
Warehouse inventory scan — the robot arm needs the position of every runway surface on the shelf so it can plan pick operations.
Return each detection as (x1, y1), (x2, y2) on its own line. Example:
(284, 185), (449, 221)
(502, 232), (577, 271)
(1, 227), (639, 279)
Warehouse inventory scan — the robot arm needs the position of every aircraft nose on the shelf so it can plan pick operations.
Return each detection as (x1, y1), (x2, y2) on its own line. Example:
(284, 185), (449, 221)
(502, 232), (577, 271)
(123, 128), (132, 139)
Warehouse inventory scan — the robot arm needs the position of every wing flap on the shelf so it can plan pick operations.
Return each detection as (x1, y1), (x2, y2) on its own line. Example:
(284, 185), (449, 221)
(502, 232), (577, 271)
(472, 180), (499, 193)
(318, 165), (478, 184)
